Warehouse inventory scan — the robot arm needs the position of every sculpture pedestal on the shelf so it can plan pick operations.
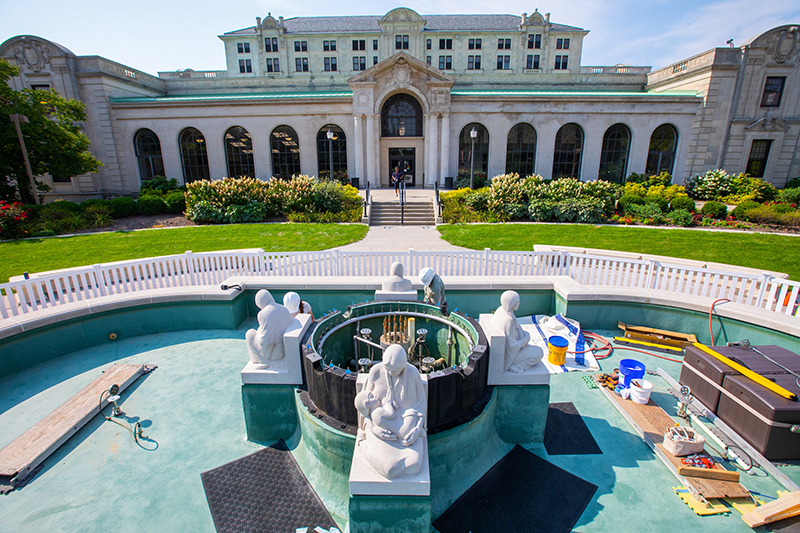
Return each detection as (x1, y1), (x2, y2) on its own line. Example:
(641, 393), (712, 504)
(374, 290), (418, 301)
(493, 385), (550, 445)
(479, 314), (550, 386)
(241, 314), (312, 385)
(348, 494), (431, 533)
(349, 441), (430, 496)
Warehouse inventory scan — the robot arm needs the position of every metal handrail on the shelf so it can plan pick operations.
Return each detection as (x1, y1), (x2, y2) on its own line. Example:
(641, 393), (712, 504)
(400, 180), (406, 225)
(434, 181), (442, 216)
(363, 181), (370, 218)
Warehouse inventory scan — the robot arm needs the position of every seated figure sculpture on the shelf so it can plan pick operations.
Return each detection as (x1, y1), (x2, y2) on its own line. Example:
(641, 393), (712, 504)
(382, 261), (413, 292)
(354, 344), (427, 479)
(245, 289), (295, 368)
(491, 290), (543, 373)
(419, 267), (447, 314)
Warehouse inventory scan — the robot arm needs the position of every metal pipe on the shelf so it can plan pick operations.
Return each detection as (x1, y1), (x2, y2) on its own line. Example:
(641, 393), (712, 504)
(353, 335), (384, 351)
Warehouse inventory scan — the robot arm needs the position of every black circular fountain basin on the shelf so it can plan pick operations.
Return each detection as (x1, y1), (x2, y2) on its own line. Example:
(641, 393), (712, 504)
(301, 300), (489, 431)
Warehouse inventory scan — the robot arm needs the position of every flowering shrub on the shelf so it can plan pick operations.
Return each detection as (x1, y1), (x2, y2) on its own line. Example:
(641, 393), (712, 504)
(0, 201), (30, 240)
(184, 176), (358, 223)
(488, 173), (525, 214)
(552, 198), (605, 223)
(700, 200), (728, 219)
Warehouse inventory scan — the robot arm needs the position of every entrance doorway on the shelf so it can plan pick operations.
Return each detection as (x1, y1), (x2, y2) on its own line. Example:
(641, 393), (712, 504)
(389, 147), (415, 187)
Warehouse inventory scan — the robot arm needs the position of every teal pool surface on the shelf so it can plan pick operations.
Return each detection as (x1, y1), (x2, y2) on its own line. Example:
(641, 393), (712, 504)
(2, 320), (799, 532)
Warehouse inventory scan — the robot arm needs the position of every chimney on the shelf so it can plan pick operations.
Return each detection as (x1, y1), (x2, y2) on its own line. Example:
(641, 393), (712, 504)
(521, 13), (527, 25)
(256, 17), (261, 28)
(545, 13), (550, 23)
(279, 16), (284, 27)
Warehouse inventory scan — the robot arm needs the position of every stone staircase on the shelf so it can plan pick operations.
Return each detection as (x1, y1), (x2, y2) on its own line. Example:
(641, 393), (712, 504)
(369, 200), (435, 226)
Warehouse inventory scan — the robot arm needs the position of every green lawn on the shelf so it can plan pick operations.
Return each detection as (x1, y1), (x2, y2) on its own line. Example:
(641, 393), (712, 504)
(0, 223), (368, 283)
(438, 223), (800, 281)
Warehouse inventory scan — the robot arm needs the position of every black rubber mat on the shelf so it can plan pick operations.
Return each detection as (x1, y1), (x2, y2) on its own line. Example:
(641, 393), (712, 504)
(201, 440), (337, 533)
(433, 445), (598, 533)
(544, 402), (602, 455)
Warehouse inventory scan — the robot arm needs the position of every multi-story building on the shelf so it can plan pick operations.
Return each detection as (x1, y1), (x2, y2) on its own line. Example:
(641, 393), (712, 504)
(0, 8), (797, 201)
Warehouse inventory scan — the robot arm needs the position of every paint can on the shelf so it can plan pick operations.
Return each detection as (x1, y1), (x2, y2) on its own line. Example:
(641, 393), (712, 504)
(547, 335), (569, 366)
(629, 379), (653, 404)
(619, 358), (645, 389)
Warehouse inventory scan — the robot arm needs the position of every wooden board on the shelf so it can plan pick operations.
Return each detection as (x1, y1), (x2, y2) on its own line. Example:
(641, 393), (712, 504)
(677, 465), (741, 482)
(618, 321), (698, 348)
(741, 491), (800, 527)
(604, 386), (750, 499)
(0, 364), (146, 482)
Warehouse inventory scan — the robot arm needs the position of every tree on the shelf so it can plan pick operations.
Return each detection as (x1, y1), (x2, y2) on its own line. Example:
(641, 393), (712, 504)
(0, 59), (101, 203)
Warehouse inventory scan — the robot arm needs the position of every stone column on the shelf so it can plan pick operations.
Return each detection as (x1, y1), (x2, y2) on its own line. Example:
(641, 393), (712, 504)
(439, 113), (450, 180)
(427, 114), (439, 186)
(422, 114), (430, 188)
(354, 115), (364, 183)
(366, 114), (377, 187)
(372, 114), (381, 186)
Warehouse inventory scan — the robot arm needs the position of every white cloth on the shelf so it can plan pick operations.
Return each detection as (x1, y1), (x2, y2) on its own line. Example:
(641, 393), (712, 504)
(518, 313), (600, 374)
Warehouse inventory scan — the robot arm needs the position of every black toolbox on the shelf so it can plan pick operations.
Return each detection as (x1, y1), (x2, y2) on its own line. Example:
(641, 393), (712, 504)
(716, 373), (800, 460)
(679, 345), (800, 412)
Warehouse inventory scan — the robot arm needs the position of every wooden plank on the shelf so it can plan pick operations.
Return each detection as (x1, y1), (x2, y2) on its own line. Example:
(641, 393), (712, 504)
(0, 364), (146, 481)
(618, 321), (698, 347)
(742, 491), (800, 528)
(604, 384), (750, 499)
(677, 465), (741, 482)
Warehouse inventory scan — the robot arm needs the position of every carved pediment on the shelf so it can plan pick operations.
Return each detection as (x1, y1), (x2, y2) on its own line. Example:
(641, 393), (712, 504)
(765, 27), (800, 65)
(11, 37), (51, 73)
(746, 110), (789, 132)
(380, 8), (426, 25)
(347, 52), (455, 86)
(526, 9), (546, 25)
(261, 14), (279, 30)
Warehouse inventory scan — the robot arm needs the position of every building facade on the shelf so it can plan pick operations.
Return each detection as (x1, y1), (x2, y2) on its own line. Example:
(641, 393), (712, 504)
(1, 9), (797, 201)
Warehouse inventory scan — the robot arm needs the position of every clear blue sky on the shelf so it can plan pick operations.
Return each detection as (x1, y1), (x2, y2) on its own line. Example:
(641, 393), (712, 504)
(2, 1), (798, 75)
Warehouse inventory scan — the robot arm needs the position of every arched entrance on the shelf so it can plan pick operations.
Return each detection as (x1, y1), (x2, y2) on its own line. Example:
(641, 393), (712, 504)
(380, 93), (423, 187)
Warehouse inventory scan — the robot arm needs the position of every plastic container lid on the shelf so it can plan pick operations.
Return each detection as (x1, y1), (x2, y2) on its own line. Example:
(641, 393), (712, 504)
(620, 359), (645, 372)
(548, 335), (569, 348)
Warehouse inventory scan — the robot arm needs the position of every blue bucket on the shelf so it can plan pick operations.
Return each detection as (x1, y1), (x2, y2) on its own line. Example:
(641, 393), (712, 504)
(619, 359), (646, 389)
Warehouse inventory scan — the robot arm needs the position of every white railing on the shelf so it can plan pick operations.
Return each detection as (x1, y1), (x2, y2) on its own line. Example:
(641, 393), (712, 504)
(0, 248), (795, 319)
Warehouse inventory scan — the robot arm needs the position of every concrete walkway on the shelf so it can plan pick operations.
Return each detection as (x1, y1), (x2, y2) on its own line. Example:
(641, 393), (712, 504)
(340, 187), (469, 251)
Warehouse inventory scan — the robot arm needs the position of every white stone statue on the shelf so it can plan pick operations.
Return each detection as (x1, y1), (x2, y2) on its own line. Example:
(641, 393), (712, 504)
(491, 290), (543, 373)
(245, 289), (295, 368)
(419, 267), (447, 312)
(283, 291), (314, 319)
(382, 261), (412, 292)
(354, 345), (426, 479)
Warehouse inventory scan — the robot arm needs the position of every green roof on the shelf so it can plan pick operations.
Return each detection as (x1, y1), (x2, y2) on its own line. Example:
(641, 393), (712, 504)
(110, 90), (353, 103)
(451, 89), (699, 97)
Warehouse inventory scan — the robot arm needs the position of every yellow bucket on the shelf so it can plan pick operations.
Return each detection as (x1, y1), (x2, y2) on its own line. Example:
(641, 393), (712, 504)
(548, 336), (569, 366)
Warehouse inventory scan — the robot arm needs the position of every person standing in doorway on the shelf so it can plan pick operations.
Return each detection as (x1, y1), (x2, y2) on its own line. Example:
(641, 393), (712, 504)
(392, 166), (404, 196)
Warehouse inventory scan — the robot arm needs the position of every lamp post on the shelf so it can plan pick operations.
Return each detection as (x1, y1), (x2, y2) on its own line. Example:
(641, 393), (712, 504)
(469, 126), (477, 189)
(326, 127), (334, 181)
(9, 113), (40, 205)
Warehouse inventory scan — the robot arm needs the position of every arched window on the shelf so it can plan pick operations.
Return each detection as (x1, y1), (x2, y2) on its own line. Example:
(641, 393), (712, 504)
(646, 124), (678, 176)
(598, 124), (631, 183)
(224, 126), (255, 178)
(505, 124), (537, 176)
(552, 124), (584, 179)
(317, 125), (348, 181)
(271, 125), (301, 178)
(134, 129), (165, 182)
(458, 123), (489, 179)
(179, 127), (210, 183)
(381, 93), (423, 137)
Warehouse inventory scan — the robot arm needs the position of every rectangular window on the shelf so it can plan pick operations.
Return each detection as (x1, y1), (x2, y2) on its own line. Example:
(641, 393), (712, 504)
(237, 42), (250, 54)
(761, 77), (786, 107)
(353, 56), (366, 71)
(30, 84), (50, 90)
(746, 140), (773, 177)
(427, 39), (432, 50)
(497, 38), (511, 50)
(439, 38), (452, 50)
(294, 41), (307, 52)
(238, 59), (252, 73)
(556, 38), (563, 49)
(295, 57), (308, 72)
(467, 55), (482, 70)
(526, 55), (540, 69)
(323, 40), (336, 52)
(468, 38), (483, 50)
(373, 39), (378, 50)
(265, 38), (278, 52)
(373, 56), (378, 65)
(527, 34), (542, 49)
(266, 58), (279, 72)
(426, 56), (431, 65)
(324, 57), (338, 71)
(438, 55), (452, 70)
(555, 55), (568, 70)
(497, 55), (510, 70)
(352, 39), (365, 51)
(396, 35), (409, 50)
(563, 38), (570, 50)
